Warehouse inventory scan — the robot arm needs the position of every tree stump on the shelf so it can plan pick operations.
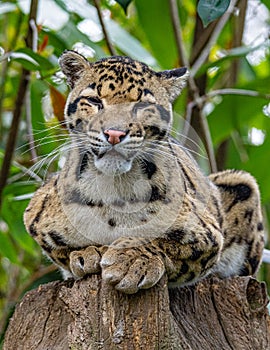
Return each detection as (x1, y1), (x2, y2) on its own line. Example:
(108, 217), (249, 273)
(3, 275), (270, 350)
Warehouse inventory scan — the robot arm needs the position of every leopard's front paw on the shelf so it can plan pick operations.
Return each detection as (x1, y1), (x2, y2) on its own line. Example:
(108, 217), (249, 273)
(70, 246), (105, 278)
(100, 238), (165, 294)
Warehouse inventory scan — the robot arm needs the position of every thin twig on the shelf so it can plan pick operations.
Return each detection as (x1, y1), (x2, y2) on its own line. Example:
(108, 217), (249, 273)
(92, 0), (116, 56)
(184, 87), (270, 137)
(0, 0), (38, 207)
(0, 12), (24, 139)
(25, 18), (39, 162)
(169, 0), (217, 172)
(168, 0), (198, 95)
(208, 88), (270, 99)
(191, 0), (238, 76)
(25, 86), (38, 162)
(168, 0), (188, 67)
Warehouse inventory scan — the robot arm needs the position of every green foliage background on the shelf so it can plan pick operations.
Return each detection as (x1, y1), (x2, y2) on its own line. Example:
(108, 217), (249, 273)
(0, 0), (269, 342)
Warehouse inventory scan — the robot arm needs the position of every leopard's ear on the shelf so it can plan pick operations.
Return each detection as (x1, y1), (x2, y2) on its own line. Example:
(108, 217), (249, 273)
(59, 50), (92, 89)
(157, 67), (189, 102)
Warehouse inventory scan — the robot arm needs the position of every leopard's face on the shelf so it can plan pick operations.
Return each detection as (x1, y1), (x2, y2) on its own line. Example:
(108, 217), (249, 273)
(59, 51), (188, 175)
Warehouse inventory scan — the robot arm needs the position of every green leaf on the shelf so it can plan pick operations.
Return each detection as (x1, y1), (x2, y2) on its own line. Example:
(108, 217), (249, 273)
(11, 48), (55, 72)
(115, 0), (133, 14)
(0, 232), (19, 264)
(135, 0), (178, 68)
(196, 42), (269, 77)
(1, 195), (35, 254)
(208, 94), (269, 144)
(30, 79), (64, 158)
(57, 20), (105, 59)
(197, 0), (230, 27)
(105, 18), (158, 67)
(261, 0), (270, 9)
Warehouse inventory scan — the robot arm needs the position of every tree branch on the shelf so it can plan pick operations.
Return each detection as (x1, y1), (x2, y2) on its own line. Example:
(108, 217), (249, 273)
(3, 275), (270, 349)
(92, 0), (116, 56)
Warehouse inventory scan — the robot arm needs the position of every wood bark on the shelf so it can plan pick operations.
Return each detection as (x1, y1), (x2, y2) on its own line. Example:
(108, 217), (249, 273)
(3, 275), (270, 350)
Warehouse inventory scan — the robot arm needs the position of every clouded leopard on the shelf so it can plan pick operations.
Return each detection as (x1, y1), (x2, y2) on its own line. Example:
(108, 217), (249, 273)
(24, 51), (264, 294)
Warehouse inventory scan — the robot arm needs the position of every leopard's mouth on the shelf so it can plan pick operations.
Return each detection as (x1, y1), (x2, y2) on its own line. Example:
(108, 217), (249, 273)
(94, 149), (133, 175)
(96, 149), (120, 160)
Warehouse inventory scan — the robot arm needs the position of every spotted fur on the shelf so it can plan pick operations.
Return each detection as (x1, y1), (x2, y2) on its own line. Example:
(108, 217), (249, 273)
(24, 51), (264, 293)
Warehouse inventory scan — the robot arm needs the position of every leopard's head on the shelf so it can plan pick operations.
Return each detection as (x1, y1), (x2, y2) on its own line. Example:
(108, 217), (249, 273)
(59, 50), (189, 176)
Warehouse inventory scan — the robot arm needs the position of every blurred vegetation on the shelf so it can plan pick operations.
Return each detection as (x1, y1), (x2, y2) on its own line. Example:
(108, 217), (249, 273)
(0, 0), (269, 343)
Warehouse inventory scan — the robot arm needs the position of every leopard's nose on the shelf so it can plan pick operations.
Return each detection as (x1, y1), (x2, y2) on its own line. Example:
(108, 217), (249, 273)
(104, 129), (127, 145)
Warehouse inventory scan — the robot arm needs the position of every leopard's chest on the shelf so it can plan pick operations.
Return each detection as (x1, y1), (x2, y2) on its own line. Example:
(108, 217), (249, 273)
(58, 168), (184, 245)
(61, 198), (181, 245)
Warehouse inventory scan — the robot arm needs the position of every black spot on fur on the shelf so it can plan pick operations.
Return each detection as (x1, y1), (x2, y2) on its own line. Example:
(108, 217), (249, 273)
(240, 266), (250, 276)
(149, 185), (166, 202)
(224, 235), (242, 248)
(48, 231), (67, 246)
(239, 239), (259, 276)
(206, 230), (219, 247)
(169, 262), (189, 283)
(141, 159), (157, 179)
(86, 199), (104, 208)
(156, 105), (170, 122)
(86, 199), (95, 207)
(244, 209), (254, 224)
(88, 83), (96, 89)
(143, 88), (153, 96)
(217, 183), (252, 212)
(29, 195), (49, 237)
(257, 222), (264, 231)
(190, 248), (204, 261)
(144, 246), (158, 256)
(79, 152), (89, 176)
(211, 195), (223, 228)
(97, 84), (102, 96)
(41, 242), (52, 254)
(29, 223), (37, 237)
(180, 262), (189, 274)
(248, 256), (260, 275)
(108, 218), (116, 227)
(177, 161), (196, 193)
(75, 118), (83, 130)
(185, 271), (196, 283)
(67, 96), (81, 116)
(200, 251), (217, 269)
(167, 229), (186, 242)
(58, 257), (69, 266)
(148, 126), (160, 136)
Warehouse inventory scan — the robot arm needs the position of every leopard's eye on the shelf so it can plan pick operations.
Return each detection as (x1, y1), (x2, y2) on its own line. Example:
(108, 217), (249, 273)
(87, 97), (103, 110)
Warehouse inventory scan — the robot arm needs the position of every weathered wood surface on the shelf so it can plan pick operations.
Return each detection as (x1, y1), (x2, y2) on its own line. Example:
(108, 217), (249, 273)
(3, 275), (270, 350)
